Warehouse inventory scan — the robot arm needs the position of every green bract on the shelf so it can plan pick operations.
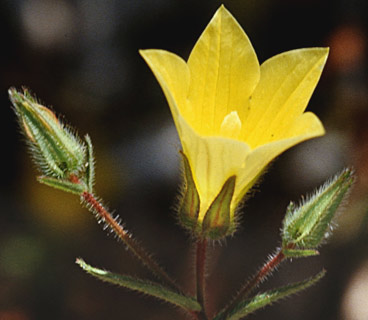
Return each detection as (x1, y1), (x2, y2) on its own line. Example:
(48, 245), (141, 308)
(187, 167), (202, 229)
(178, 152), (200, 233)
(202, 175), (236, 240)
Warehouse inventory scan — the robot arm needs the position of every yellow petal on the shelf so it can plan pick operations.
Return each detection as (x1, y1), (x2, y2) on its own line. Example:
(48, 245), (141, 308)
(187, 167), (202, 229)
(140, 48), (253, 220)
(186, 5), (260, 136)
(234, 111), (325, 205)
(140, 6), (328, 230)
(139, 49), (190, 132)
(244, 48), (329, 147)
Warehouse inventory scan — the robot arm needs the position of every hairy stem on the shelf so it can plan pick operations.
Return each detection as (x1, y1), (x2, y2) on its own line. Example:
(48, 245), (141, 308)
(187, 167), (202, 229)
(219, 247), (288, 319)
(81, 191), (181, 293)
(195, 238), (209, 320)
(239, 249), (285, 298)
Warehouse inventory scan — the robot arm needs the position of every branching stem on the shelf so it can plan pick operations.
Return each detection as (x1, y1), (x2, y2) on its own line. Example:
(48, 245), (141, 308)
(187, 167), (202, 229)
(239, 248), (285, 299)
(81, 191), (181, 294)
(219, 245), (293, 319)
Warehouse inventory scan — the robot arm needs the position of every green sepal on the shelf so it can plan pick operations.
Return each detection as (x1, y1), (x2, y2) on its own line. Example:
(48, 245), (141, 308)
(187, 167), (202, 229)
(214, 270), (326, 320)
(282, 248), (319, 258)
(84, 134), (95, 193)
(76, 258), (201, 312)
(178, 151), (200, 233)
(282, 168), (354, 249)
(202, 176), (236, 240)
(38, 176), (86, 195)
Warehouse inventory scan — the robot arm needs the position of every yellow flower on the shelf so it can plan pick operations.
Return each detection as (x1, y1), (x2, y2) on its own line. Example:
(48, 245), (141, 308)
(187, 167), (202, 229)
(140, 5), (328, 237)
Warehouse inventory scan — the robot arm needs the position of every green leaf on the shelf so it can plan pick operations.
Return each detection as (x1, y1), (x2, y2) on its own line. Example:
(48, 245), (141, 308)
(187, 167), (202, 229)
(38, 176), (86, 194)
(283, 248), (319, 258)
(76, 258), (201, 312)
(214, 270), (325, 320)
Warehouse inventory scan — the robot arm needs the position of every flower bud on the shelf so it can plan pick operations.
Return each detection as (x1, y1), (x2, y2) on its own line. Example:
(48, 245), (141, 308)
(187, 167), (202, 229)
(9, 88), (86, 179)
(281, 168), (354, 253)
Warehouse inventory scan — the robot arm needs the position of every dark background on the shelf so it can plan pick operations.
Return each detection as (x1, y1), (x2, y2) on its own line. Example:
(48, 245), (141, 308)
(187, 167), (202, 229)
(1, 0), (368, 319)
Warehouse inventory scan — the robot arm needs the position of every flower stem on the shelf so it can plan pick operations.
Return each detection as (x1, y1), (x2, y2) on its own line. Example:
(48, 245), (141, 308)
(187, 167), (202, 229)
(195, 238), (209, 320)
(81, 191), (181, 293)
(239, 248), (285, 298)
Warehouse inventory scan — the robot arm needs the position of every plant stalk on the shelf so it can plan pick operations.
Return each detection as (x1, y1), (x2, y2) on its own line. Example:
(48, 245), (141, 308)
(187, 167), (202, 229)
(81, 191), (181, 293)
(219, 247), (288, 319)
(195, 238), (209, 320)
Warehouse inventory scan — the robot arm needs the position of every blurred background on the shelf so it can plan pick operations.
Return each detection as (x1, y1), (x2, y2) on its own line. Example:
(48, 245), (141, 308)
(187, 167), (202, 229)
(1, 0), (368, 319)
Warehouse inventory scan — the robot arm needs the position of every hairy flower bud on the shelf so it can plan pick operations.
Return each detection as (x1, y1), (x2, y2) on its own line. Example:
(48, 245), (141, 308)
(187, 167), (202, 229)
(9, 88), (96, 195)
(281, 168), (354, 257)
(9, 88), (86, 179)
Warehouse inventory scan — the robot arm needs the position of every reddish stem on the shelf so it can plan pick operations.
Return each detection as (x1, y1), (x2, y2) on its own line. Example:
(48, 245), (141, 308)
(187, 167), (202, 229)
(69, 173), (81, 184)
(195, 238), (209, 320)
(240, 249), (285, 297)
(81, 191), (181, 293)
(220, 245), (293, 319)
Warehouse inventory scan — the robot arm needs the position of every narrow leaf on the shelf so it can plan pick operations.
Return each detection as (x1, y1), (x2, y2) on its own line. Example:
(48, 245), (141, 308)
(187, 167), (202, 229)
(38, 176), (86, 194)
(283, 248), (319, 258)
(214, 270), (325, 320)
(76, 258), (201, 312)
(84, 134), (95, 193)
